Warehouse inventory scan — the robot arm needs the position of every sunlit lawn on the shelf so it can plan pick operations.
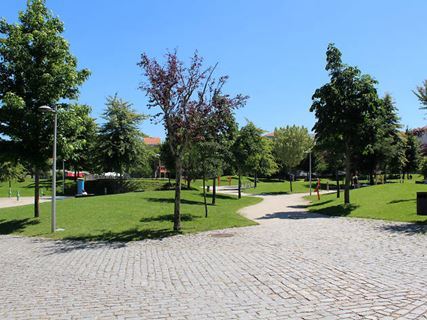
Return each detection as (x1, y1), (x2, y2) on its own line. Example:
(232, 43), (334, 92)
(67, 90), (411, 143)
(306, 183), (427, 223)
(0, 190), (261, 241)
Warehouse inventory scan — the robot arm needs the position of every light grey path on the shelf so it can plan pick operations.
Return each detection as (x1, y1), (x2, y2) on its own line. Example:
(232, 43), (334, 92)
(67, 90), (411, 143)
(0, 197), (49, 209)
(0, 192), (426, 319)
(0, 196), (71, 209)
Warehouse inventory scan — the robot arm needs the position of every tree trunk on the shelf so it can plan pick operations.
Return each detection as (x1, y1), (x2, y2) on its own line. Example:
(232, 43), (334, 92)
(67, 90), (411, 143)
(336, 171), (340, 198)
(289, 174), (293, 193)
(202, 166), (208, 218)
(8, 180), (11, 189)
(34, 168), (40, 218)
(254, 172), (257, 188)
(369, 171), (374, 185)
(238, 173), (242, 199)
(344, 153), (351, 205)
(187, 178), (191, 190)
(173, 158), (182, 231)
(212, 177), (216, 205)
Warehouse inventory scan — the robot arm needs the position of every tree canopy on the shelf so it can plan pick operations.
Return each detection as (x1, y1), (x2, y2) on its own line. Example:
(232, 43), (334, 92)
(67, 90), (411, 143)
(0, 0), (89, 216)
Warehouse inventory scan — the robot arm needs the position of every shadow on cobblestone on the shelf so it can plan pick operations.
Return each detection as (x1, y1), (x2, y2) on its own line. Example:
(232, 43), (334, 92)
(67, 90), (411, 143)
(380, 222), (427, 235)
(51, 228), (180, 251)
(0, 218), (40, 235)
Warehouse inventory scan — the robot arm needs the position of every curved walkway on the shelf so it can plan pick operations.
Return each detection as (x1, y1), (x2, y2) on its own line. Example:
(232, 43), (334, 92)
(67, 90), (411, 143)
(0, 191), (426, 319)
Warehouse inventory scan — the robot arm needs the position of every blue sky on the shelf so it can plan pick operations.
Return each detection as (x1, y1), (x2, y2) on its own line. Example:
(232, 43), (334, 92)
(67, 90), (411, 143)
(1, 0), (426, 137)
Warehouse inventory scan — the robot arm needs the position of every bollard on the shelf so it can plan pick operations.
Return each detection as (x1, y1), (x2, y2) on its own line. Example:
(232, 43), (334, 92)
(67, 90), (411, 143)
(104, 187), (108, 195)
(17, 191), (20, 201)
(327, 182), (329, 191)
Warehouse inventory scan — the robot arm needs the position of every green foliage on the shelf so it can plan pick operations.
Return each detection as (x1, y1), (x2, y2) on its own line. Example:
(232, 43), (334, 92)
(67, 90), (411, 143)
(404, 132), (422, 174)
(414, 80), (427, 112)
(310, 44), (382, 203)
(0, 0), (89, 167)
(0, 162), (27, 184)
(57, 104), (98, 172)
(97, 95), (147, 176)
(273, 125), (313, 172)
(232, 121), (266, 175)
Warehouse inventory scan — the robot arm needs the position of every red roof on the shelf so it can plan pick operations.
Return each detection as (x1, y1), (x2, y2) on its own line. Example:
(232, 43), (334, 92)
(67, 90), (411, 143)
(143, 137), (161, 146)
(264, 132), (275, 138)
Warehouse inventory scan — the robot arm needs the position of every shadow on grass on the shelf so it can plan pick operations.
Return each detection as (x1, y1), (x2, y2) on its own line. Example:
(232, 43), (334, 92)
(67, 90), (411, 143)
(380, 222), (427, 235)
(255, 191), (290, 196)
(145, 197), (203, 205)
(308, 199), (334, 207)
(388, 199), (415, 204)
(308, 204), (359, 217)
(140, 213), (198, 223)
(257, 211), (329, 220)
(0, 218), (40, 234)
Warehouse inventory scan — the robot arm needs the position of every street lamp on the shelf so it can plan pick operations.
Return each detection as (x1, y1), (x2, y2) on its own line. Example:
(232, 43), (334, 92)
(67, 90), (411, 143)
(305, 150), (312, 196)
(39, 105), (60, 233)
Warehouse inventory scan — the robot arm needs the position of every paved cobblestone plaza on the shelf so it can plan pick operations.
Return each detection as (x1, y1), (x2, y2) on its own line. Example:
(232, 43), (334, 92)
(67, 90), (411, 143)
(0, 194), (426, 319)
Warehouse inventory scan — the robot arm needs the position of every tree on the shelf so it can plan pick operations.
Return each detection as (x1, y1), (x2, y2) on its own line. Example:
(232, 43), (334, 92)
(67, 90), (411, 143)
(0, 0), (89, 217)
(97, 95), (146, 177)
(273, 125), (313, 192)
(310, 44), (381, 204)
(57, 104), (98, 176)
(231, 122), (265, 199)
(404, 131), (422, 177)
(139, 51), (247, 231)
(0, 161), (26, 195)
(252, 137), (278, 187)
(414, 80), (427, 112)
(358, 93), (402, 184)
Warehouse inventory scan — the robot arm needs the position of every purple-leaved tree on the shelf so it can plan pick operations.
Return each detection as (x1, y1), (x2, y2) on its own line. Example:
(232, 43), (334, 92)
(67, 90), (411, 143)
(139, 51), (247, 231)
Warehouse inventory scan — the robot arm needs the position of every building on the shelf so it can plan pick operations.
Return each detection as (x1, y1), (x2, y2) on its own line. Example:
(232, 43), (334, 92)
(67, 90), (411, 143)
(143, 137), (161, 147)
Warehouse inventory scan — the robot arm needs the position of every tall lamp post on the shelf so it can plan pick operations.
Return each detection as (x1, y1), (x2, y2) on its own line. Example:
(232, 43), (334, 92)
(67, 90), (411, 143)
(309, 151), (312, 196)
(39, 105), (59, 233)
(305, 150), (312, 196)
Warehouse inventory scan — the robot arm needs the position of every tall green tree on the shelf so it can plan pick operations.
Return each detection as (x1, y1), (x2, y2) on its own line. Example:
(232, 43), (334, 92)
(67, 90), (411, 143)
(0, 0), (89, 217)
(414, 80), (427, 112)
(358, 93), (402, 184)
(310, 44), (381, 204)
(231, 122), (265, 199)
(0, 161), (26, 195)
(97, 95), (146, 177)
(57, 104), (98, 176)
(404, 131), (422, 177)
(273, 125), (313, 192)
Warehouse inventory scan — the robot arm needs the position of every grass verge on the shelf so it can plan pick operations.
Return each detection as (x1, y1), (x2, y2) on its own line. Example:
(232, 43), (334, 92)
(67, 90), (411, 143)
(0, 190), (261, 241)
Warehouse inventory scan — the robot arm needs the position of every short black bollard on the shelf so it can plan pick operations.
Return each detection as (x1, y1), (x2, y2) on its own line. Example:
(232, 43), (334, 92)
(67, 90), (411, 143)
(416, 192), (427, 215)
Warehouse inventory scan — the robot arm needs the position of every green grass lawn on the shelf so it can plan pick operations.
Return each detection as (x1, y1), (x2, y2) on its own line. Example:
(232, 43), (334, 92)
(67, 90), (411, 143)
(0, 177), (56, 197)
(306, 183), (427, 223)
(244, 179), (333, 195)
(0, 190), (261, 241)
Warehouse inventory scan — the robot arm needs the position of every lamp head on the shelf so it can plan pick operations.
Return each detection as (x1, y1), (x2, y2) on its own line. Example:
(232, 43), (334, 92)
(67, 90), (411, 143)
(39, 105), (55, 113)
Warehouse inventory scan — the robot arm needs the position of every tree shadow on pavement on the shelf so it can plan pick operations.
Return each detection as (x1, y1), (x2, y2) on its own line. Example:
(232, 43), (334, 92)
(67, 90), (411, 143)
(0, 218), (40, 234)
(380, 222), (426, 235)
(45, 228), (180, 254)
